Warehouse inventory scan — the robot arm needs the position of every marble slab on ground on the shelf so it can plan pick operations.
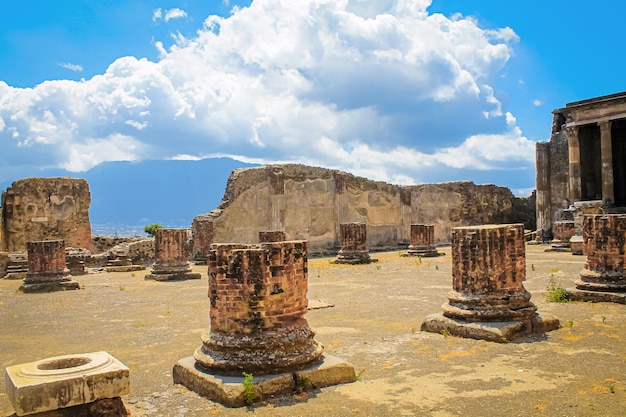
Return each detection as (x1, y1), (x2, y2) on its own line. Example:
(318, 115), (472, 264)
(172, 354), (356, 408)
(421, 312), (560, 343)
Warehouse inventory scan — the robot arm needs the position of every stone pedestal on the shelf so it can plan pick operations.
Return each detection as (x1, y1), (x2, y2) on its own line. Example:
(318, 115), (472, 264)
(145, 228), (200, 281)
(65, 248), (91, 276)
(174, 241), (355, 407)
(568, 214), (626, 303)
(258, 230), (286, 243)
(192, 215), (214, 262)
(333, 222), (372, 264)
(5, 351), (130, 416)
(550, 221), (576, 251)
(20, 240), (79, 293)
(422, 224), (559, 342)
(406, 224), (439, 257)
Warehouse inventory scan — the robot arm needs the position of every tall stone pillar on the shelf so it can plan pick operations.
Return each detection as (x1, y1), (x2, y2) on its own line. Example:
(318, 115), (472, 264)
(421, 224), (559, 342)
(567, 126), (582, 202)
(20, 240), (79, 293)
(145, 228), (200, 281)
(259, 230), (286, 242)
(599, 121), (615, 206)
(535, 142), (552, 234)
(195, 241), (323, 374)
(570, 214), (626, 302)
(334, 222), (372, 264)
(406, 224), (439, 257)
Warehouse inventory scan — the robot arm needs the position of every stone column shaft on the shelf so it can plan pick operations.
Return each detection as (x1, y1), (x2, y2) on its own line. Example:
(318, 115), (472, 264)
(599, 120), (614, 205)
(567, 126), (582, 202)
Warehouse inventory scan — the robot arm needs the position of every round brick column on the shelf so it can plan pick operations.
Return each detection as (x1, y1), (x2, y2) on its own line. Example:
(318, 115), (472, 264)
(577, 214), (626, 291)
(20, 240), (79, 292)
(146, 228), (200, 281)
(551, 221), (576, 249)
(442, 224), (536, 322)
(194, 241), (323, 375)
(335, 222), (371, 264)
(407, 224), (438, 257)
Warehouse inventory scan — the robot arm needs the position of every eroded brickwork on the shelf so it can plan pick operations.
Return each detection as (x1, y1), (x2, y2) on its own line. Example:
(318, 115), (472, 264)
(577, 214), (626, 291)
(407, 224), (438, 257)
(442, 224), (536, 321)
(146, 228), (199, 281)
(551, 220), (576, 249)
(258, 230), (286, 242)
(21, 240), (79, 292)
(334, 222), (372, 264)
(194, 241), (323, 375)
(192, 215), (214, 261)
(1, 178), (92, 252)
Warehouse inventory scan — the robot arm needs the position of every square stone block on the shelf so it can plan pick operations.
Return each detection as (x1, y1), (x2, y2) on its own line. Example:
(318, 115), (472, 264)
(173, 353), (356, 407)
(421, 312), (560, 343)
(5, 351), (130, 416)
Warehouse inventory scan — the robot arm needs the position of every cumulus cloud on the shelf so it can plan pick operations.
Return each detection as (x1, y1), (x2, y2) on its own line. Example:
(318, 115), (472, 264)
(153, 7), (188, 23)
(60, 62), (84, 72)
(0, 0), (534, 189)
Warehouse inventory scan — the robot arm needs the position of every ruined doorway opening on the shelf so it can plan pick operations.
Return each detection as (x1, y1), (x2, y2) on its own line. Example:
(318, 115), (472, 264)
(579, 124), (602, 201)
(612, 119), (626, 206)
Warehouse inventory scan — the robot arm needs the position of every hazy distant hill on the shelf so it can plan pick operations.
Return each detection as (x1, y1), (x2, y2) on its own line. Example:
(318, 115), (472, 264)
(0, 158), (258, 235)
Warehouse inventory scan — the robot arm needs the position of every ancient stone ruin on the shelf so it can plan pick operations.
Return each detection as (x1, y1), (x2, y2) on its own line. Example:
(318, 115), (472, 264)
(145, 228), (200, 281)
(5, 351), (130, 416)
(20, 240), (80, 293)
(406, 224), (440, 257)
(549, 220), (576, 251)
(1, 178), (92, 252)
(191, 214), (213, 262)
(173, 241), (355, 407)
(536, 91), (626, 238)
(201, 164), (534, 256)
(258, 230), (286, 242)
(568, 214), (626, 303)
(333, 222), (373, 264)
(422, 224), (559, 342)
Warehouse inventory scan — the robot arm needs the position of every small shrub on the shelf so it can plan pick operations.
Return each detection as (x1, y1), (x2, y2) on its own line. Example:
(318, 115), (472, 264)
(355, 368), (365, 381)
(296, 376), (312, 393)
(242, 372), (257, 405)
(144, 223), (164, 237)
(546, 275), (568, 303)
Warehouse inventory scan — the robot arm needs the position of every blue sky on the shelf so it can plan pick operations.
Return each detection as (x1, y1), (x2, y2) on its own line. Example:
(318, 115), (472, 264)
(0, 0), (624, 196)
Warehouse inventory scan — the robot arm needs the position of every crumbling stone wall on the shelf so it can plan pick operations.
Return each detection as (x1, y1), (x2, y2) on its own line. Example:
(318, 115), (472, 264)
(202, 165), (532, 253)
(1, 178), (92, 252)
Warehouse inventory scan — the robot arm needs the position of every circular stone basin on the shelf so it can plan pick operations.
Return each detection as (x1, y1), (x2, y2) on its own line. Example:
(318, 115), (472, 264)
(38, 357), (92, 370)
(17, 351), (112, 378)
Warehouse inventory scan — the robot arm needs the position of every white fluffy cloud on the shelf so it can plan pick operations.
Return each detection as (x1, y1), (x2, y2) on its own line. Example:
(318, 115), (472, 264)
(0, 0), (535, 190)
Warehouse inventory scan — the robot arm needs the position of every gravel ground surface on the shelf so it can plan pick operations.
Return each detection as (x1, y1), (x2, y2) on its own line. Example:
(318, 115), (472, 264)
(1, 244), (626, 417)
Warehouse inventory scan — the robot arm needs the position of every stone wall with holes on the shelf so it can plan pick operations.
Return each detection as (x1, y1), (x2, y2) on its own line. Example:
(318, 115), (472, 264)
(202, 164), (533, 253)
(1, 178), (92, 252)
(208, 241), (308, 333)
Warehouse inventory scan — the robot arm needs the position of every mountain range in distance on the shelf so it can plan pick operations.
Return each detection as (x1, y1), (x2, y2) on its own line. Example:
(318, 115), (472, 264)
(0, 158), (258, 236)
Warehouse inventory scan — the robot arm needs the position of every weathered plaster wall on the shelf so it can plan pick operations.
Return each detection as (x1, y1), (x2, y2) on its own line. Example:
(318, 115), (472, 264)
(1, 178), (92, 252)
(205, 165), (530, 252)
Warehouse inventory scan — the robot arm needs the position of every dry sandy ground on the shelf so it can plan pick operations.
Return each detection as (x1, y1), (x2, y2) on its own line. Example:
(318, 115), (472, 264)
(1, 245), (626, 417)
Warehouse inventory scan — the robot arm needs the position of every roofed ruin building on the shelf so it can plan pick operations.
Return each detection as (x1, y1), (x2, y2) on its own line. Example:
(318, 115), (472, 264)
(536, 91), (626, 235)
(1, 178), (92, 252)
